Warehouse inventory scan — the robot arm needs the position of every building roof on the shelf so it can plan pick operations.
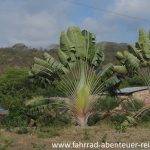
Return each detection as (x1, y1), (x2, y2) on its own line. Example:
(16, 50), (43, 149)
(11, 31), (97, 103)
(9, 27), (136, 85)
(0, 107), (5, 112)
(117, 86), (148, 95)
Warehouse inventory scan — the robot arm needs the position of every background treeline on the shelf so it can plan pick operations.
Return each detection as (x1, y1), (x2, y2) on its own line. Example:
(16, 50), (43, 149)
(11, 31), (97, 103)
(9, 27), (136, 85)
(0, 42), (127, 73)
(0, 42), (145, 128)
(0, 42), (144, 109)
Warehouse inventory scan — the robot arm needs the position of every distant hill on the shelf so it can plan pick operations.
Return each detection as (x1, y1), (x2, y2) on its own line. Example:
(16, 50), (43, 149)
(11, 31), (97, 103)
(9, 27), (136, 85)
(12, 43), (28, 50)
(101, 42), (128, 65)
(46, 44), (59, 51)
(0, 47), (43, 73)
(0, 42), (128, 74)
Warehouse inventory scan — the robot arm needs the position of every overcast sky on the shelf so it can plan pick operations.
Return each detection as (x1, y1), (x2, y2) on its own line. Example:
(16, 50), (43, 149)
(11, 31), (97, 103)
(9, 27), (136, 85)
(0, 0), (150, 47)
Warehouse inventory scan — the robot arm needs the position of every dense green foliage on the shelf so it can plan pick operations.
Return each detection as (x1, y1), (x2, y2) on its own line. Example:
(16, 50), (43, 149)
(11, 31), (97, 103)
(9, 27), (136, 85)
(0, 27), (150, 129)
(0, 67), (29, 108)
(0, 47), (43, 74)
(27, 27), (150, 127)
(120, 76), (145, 88)
(0, 67), (65, 128)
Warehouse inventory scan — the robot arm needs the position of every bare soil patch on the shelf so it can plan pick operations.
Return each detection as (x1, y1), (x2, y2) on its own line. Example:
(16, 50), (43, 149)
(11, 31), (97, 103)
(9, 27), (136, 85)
(132, 90), (150, 105)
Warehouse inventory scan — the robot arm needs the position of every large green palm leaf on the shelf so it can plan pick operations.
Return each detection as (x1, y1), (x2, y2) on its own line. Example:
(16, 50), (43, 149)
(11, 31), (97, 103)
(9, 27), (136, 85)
(30, 27), (105, 81)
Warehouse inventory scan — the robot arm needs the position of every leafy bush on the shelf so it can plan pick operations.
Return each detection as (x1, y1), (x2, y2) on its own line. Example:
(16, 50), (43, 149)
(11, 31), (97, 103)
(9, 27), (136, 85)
(3, 103), (29, 128)
(16, 127), (28, 134)
(25, 97), (71, 126)
(96, 96), (118, 112)
(0, 68), (30, 127)
(120, 76), (144, 88)
(121, 99), (144, 111)
(0, 67), (65, 127)
(88, 96), (119, 125)
(139, 111), (150, 122)
(35, 112), (71, 127)
(111, 113), (126, 124)
(0, 67), (61, 108)
(88, 113), (101, 126)
(0, 67), (29, 108)
(114, 123), (127, 133)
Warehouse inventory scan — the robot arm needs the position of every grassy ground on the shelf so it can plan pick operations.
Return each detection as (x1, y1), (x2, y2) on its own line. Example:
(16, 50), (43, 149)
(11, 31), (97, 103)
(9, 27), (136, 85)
(0, 121), (150, 150)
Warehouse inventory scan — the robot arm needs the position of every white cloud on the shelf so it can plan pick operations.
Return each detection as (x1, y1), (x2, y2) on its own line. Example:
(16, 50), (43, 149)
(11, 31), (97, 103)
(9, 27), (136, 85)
(0, 0), (150, 47)
(0, 0), (72, 47)
(82, 17), (117, 41)
(81, 0), (150, 42)
(112, 0), (150, 18)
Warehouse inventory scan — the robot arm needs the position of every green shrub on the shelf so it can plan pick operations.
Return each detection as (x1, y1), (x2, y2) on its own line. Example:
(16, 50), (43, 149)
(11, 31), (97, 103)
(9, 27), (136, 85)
(3, 102), (29, 128)
(114, 123), (127, 133)
(0, 67), (61, 109)
(88, 113), (101, 126)
(16, 127), (28, 134)
(112, 114), (128, 133)
(127, 76), (144, 86)
(96, 96), (118, 112)
(0, 67), (30, 108)
(140, 111), (150, 122)
(29, 113), (67, 127)
(120, 76), (144, 88)
(121, 99), (144, 111)
(0, 67), (65, 127)
(111, 113), (126, 124)
(87, 96), (119, 125)
(32, 107), (71, 127)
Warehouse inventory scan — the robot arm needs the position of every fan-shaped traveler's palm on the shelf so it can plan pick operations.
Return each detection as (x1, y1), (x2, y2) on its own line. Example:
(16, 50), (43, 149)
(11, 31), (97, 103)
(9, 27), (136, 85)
(28, 27), (150, 126)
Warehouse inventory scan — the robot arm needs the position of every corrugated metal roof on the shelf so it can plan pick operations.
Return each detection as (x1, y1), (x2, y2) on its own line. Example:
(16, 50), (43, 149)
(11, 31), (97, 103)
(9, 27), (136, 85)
(0, 107), (5, 112)
(117, 86), (148, 94)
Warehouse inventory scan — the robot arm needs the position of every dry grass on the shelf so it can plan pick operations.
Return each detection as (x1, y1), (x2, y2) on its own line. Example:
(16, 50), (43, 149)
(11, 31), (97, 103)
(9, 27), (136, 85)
(0, 122), (150, 150)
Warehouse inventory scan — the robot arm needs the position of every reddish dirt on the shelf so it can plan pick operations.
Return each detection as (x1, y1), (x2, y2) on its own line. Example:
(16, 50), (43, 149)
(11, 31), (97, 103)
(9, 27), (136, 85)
(132, 90), (150, 105)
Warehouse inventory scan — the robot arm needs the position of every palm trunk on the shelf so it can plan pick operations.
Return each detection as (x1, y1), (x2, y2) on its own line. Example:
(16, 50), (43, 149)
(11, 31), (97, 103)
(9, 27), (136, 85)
(77, 116), (88, 127)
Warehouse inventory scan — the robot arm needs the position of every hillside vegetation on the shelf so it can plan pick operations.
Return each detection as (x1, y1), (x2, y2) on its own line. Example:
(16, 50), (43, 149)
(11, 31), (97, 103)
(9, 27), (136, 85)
(0, 47), (42, 73)
(0, 42), (127, 74)
(0, 27), (150, 150)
